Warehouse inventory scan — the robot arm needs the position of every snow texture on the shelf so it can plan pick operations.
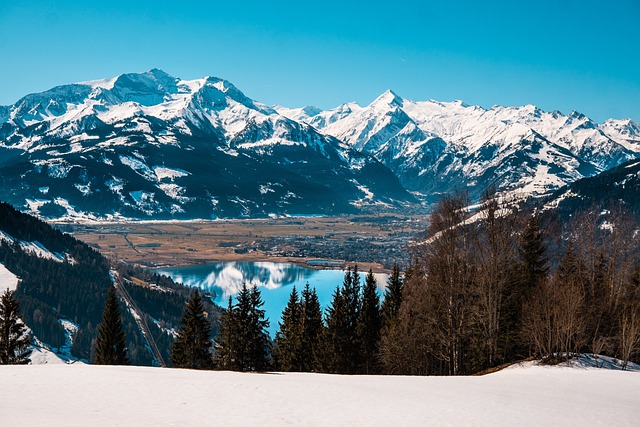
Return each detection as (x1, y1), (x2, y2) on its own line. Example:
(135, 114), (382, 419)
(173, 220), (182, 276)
(0, 362), (638, 426)
(0, 263), (19, 293)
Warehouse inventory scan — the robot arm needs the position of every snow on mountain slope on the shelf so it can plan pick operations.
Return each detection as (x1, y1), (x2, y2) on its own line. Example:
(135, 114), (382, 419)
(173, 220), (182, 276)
(0, 363), (638, 426)
(0, 70), (414, 220)
(2, 70), (639, 218)
(283, 91), (640, 199)
(0, 262), (18, 293)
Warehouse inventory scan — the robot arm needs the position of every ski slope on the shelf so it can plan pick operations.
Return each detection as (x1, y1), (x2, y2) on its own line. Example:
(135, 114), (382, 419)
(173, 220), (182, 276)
(0, 361), (638, 426)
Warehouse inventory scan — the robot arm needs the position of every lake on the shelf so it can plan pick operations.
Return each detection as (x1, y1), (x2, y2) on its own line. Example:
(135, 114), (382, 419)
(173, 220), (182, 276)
(155, 261), (388, 335)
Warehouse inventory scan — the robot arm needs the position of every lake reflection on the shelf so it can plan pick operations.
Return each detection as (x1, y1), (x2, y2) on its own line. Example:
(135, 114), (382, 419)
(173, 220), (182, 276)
(156, 261), (388, 335)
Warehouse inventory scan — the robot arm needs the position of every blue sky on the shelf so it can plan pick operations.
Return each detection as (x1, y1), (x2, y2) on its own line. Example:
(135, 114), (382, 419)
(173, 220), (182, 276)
(0, 1), (638, 122)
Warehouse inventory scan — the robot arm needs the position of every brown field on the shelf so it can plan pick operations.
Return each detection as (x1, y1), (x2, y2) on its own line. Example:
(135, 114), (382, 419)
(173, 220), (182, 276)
(63, 215), (426, 272)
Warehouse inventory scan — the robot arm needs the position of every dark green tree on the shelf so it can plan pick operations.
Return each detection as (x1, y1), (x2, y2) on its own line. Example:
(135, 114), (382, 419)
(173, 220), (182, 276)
(274, 286), (303, 371)
(519, 215), (548, 293)
(357, 269), (382, 374)
(214, 296), (237, 370)
(171, 290), (214, 369)
(503, 214), (549, 359)
(300, 283), (323, 371)
(341, 265), (362, 373)
(248, 285), (270, 371)
(223, 284), (270, 372)
(93, 285), (129, 365)
(0, 289), (32, 365)
(321, 285), (349, 373)
(381, 263), (403, 329)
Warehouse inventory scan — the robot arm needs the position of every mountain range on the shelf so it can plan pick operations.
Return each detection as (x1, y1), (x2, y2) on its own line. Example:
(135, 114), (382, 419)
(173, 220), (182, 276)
(1, 69), (639, 220)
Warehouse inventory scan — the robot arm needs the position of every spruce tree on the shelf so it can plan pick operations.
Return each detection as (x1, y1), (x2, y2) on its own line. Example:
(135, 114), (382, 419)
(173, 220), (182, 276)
(341, 265), (362, 373)
(519, 215), (548, 293)
(0, 289), (32, 365)
(171, 290), (214, 370)
(358, 269), (382, 374)
(321, 285), (348, 373)
(503, 214), (548, 359)
(381, 263), (403, 329)
(93, 285), (129, 365)
(214, 296), (236, 370)
(229, 284), (270, 371)
(300, 283), (322, 371)
(274, 286), (303, 371)
(248, 285), (270, 371)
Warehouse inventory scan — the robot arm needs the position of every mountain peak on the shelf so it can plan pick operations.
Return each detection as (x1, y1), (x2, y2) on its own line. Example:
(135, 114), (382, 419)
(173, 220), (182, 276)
(372, 89), (403, 108)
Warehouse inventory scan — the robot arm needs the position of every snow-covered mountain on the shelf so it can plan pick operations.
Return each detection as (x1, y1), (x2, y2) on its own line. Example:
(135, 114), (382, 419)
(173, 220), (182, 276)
(2, 69), (639, 220)
(277, 91), (640, 200)
(0, 69), (413, 220)
(542, 158), (640, 217)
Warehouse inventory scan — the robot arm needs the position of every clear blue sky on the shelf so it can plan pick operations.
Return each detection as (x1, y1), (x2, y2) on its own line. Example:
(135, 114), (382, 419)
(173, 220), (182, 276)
(1, 1), (639, 122)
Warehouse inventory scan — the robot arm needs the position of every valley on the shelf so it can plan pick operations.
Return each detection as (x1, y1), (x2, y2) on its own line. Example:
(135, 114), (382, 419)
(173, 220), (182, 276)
(62, 215), (427, 271)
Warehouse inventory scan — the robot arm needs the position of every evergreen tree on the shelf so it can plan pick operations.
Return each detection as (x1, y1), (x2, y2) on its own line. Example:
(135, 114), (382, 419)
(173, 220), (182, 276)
(248, 285), (270, 371)
(225, 284), (270, 372)
(341, 265), (362, 373)
(171, 290), (213, 369)
(93, 285), (129, 365)
(214, 296), (237, 370)
(321, 285), (349, 373)
(0, 289), (32, 365)
(519, 215), (548, 293)
(381, 263), (403, 329)
(274, 286), (303, 371)
(357, 269), (382, 374)
(503, 213), (548, 359)
(300, 283), (323, 372)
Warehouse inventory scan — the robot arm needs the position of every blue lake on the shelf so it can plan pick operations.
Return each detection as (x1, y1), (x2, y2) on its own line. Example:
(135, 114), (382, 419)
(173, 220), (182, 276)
(156, 261), (388, 336)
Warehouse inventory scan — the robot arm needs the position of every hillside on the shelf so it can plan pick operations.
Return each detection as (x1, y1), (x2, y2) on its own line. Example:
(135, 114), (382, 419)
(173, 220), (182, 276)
(542, 158), (640, 216)
(0, 362), (638, 426)
(0, 201), (217, 365)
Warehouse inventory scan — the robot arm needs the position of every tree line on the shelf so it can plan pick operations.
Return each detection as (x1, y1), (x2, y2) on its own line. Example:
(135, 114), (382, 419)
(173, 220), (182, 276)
(88, 190), (640, 374)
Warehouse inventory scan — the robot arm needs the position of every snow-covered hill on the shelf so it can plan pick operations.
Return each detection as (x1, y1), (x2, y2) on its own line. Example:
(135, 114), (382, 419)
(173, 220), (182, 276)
(0, 70), (413, 220)
(542, 158), (640, 216)
(278, 92), (640, 199)
(0, 361), (638, 426)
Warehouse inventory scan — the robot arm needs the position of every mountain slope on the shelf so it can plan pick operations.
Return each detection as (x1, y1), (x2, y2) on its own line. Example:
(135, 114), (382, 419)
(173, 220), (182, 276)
(0, 70), (414, 220)
(279, 92), (640, 199)
(542, 158), (640, 216)
(0, 201), (213, 364)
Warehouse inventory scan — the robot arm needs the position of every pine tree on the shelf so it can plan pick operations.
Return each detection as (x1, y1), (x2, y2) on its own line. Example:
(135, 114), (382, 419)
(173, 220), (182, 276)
(274, 286), (303, 371)
(0, 289), (32, 365)
(321, 285), (349, 373)
(171, 290), (214, 370)
(214, 296), (237, 370)
(503, 213), (549, 359)
(93, 285), (129, 365)
(381, 263), (403, 329)
(341, 265), (362, 373)
(519, 215), (548, 293)
(300, 283), (322, 371)
(358, 269), (382, 374)
(226, 284), (270, 372)
(248, 285), (270, 371)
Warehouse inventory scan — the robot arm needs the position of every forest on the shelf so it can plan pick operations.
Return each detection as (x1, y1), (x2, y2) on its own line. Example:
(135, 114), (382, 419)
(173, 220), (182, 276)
(196, 191), (640, 375)
(0, 201), (217, 365)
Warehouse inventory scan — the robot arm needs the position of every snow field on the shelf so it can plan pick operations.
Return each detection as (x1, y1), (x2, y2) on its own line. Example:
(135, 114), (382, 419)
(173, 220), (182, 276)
(0, 263), (19, 293)
(0, 363), (638, 426)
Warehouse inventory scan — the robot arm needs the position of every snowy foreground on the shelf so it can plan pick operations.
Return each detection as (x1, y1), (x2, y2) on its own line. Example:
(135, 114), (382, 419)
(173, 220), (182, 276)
(1, 361), (639, 426)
